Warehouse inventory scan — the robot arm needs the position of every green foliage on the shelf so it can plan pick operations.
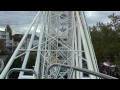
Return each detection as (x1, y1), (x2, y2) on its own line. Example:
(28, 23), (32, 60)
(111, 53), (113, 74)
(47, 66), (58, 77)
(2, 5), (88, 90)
(4, 54), (22, 78)
(26, 52), (36, 69)
(90, 13), (120, 67)
(4, 52), (37, 77)
(24, 52), (37, 75)
(0, 39), (5, 51)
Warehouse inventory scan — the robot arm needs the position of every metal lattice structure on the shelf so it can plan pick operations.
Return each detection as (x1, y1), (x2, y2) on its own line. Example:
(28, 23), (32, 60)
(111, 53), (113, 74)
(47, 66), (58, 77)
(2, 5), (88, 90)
(0, 11), (100, 79)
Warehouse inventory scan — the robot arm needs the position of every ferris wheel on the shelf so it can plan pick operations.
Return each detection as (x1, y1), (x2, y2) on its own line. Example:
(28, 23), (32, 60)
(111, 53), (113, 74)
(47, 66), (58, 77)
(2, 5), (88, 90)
(0, 11), (117, 79)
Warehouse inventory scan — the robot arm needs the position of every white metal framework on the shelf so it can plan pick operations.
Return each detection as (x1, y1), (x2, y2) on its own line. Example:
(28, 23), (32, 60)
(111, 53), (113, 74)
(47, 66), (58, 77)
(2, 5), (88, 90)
(0, 11), (99, 79)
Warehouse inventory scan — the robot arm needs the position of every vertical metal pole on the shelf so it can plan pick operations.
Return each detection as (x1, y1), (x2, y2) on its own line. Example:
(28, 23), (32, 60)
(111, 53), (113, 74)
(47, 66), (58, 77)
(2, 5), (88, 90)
(71, 11), (75, 79)
(76, 11), (95, 79)
(80, 11), (99, 73)
(73, 12), (80, 79)
(41, 11), (49, 79)
(34, 11), (45, 79)
(77, 14), (83, 78)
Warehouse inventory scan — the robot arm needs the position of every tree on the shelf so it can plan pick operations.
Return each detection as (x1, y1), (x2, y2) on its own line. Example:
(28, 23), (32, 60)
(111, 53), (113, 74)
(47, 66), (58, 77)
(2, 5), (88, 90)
(4, 54), (22, 78)
(0, 39), (5, 52)
(90, 13), (120, 71)
(24, 52), (37, 75)
(108, 13), (120, 30)
(3, 52), (37, 78)
(26, 52), (37, 69)
(5, 25), (12, 40)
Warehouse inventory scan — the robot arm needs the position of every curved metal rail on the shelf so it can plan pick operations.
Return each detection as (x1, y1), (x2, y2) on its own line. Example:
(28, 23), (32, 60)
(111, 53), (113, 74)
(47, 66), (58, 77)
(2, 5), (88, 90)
(45, 64), (117, 79)
(5, 68), (38, 79)
(0, 60), (4, 73)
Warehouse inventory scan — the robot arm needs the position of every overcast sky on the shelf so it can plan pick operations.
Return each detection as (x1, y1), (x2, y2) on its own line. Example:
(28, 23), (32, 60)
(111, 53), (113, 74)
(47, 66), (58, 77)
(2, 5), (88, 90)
(0, 11), (120, 34)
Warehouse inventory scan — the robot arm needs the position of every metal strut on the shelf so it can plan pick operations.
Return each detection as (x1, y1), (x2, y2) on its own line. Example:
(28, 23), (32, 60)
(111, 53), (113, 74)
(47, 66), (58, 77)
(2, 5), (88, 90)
(0, 11), (102, 79)
(45, 64), (117, 79)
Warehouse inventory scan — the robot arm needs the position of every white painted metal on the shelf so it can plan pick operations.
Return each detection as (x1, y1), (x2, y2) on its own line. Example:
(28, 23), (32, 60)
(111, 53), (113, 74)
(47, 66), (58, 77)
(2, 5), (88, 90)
(71, 11), (75, 79)
(73, 15), (80, 79)
(18, 13), (40, 79)
(33, 12), (45, 79)
(0, 11), (99, 79)
(76, 11), (96, 79)
(0, 11), (41, 79)
(77, 19), (83, 79)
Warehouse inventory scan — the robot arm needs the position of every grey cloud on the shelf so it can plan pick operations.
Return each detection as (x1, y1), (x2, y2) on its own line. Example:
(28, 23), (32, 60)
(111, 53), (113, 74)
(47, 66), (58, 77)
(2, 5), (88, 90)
(1, 11), (120, 34)
(0, 11), (38, 34)
(0, 11), (38, 24)
(85, 11), (120, 26)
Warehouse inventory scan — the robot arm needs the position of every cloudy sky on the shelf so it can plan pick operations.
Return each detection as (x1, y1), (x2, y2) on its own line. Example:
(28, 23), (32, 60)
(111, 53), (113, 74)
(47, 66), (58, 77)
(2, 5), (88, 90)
(0, 11), (120, 34)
